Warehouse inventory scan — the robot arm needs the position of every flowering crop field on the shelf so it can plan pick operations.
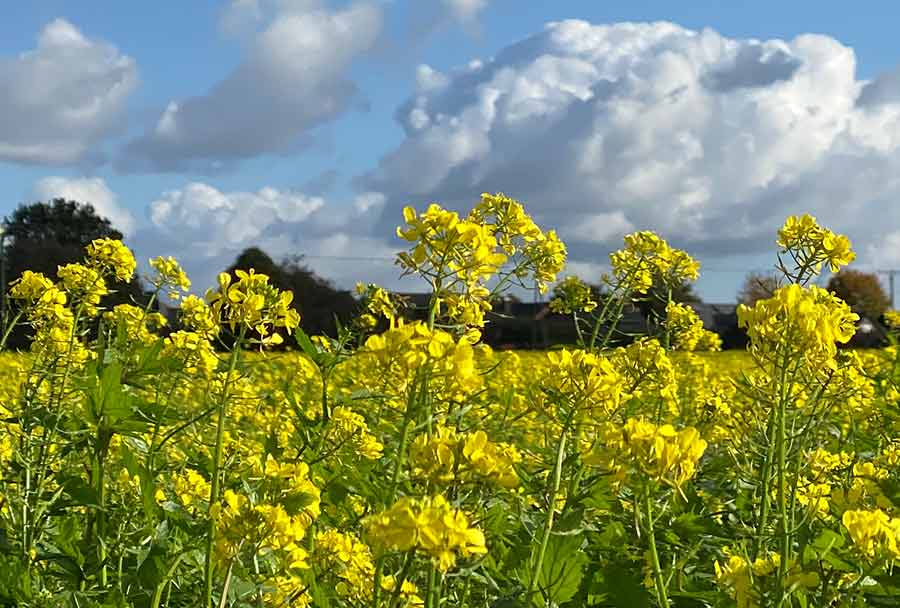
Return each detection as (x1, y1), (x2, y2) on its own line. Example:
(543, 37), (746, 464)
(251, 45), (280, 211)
(2, 195), (900, 608)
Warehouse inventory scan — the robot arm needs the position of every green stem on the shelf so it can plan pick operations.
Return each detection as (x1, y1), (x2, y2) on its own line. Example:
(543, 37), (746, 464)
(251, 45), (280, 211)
(597, 295), (628, 351)
(375, 374), (421, 607)
(253, 553), (265, 608)
(218, 558), (236, 608)
(373, 560), (383, 608)
(588, 291), (619, 351)
(388, 550), (416, 608)
(776, 368), (790, 607)
(526, 429), (568, 602)
(203, 331), (244, 608)
(425, 566), (437, 608)
(150, 554), (185, 608)
(565, 423), (584, 508)
(0, 309), (23, 350)
(753, 414), (777, 561)
(644, 485), (669, 607)
(320, 367), (331, 422)
(572, 311), (585, 348)
(93, 432), (109, 589)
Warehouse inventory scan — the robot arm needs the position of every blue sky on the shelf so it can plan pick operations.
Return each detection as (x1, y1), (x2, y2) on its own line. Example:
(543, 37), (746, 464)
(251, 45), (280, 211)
(3, 1), (900, 302)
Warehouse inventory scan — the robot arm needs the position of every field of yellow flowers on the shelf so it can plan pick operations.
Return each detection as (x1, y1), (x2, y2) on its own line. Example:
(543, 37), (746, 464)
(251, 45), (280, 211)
(2, 194), (900, 607)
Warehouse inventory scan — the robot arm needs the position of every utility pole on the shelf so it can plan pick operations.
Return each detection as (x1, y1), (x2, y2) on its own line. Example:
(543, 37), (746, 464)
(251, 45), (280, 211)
(878, 269), (899, 308)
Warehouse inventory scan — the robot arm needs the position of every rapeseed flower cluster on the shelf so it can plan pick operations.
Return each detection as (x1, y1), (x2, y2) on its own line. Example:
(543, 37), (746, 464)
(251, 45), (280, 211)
(365, 495), (487, 571)
(207, 269), (300, 345)
(410, 425), (521, 487)
(363, 321), (481, 399)
(179, 294), (219, 338)
(56, 263), (107, 317)
(537, 349), (625, 421)
(777, 213), (855, 275)
(549, 275), (598, 314)
(842, 509), (900, 560)
(211, 458), (321, 570)
(614, 338), (679, 415)
(314, 529), (426, 606)
(737, 284), (858, 367)
(161, 330), (219, 376)
(169, 468), (212, 514)
(608, 231), (699, 294)
(314, 529), (378, 601)
(85, 237), (137, 282)
(356, 282), (400, 329)
(714, 550), (819, 608)
(396, 193), (565, 327)
(329, 406), (384, 460)
(665, 301), (722, 352)
(9, 238), (139, 366)
(586, 418), (707, 491)
(104, 303), (167, 345)
(884, 309), (900, 329)
(149, 255), (191, 300)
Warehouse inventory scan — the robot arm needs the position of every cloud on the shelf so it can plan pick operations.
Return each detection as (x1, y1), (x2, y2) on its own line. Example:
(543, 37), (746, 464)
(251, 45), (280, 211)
(32, 177), (136, 236)
(564, 211), (634, 244)
(149, 182), (324, 255)
(136, 181), (399, 292)
(441, 0), (490, 22)
(0, 19), (137, 165)
(358, 19), (900, 278)
(122, 0), (382, 172)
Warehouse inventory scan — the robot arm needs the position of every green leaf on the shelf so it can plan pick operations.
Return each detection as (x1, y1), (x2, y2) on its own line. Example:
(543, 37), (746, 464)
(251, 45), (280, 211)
(136, 547), (167, 590)
(326, 481), (350, 505)
(594, 563), (651, 608)
(120, 443), (159, 519)
(811, 528), (845, 552)
(281, 490), (318, 516)
(308, 579), (333, 607)
(40, 553), (84, 584)
(484, 502), (512, 538)
(670, 511), (717, 541)
(555, 507), (585, 534)
(294, 327), (319, 361)
(520, 534), (588, 607)
(100, 361), (133, 423)
(61, 476), (102, 509)
(0, 554), (32, 601)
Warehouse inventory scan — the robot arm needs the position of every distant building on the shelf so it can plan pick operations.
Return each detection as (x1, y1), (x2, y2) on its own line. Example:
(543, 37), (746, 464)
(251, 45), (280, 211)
(395, 293), (755, 349)
(393, 294), (887, 350)
(688, 303), (746, 349)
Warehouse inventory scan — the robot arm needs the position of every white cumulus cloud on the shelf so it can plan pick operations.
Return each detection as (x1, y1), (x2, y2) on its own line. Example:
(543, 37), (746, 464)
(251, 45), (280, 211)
(0, 19), (138, 165)
(32, 177), (136, 236)
(123, 0), (382, 172)
(359, 20), (900, 279)
(136, 181), (400, 292)
(149, 182), (325, 255)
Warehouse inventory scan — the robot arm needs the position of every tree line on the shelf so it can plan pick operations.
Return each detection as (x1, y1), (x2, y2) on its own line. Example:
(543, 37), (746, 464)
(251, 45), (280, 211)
(0, 199), (358, 349)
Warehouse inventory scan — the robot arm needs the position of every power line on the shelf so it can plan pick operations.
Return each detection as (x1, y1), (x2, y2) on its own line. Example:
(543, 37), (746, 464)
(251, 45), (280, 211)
(300, 254), (396, 262)
(299, 254), (776, 274)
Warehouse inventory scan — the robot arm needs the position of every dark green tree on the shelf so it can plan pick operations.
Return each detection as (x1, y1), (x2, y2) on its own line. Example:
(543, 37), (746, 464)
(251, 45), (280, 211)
(2, 199), (148, 348)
